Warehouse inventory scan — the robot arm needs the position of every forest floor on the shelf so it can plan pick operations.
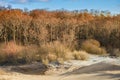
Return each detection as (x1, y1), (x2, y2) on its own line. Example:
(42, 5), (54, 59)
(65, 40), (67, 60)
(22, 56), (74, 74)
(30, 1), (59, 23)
(0, 55), (120, 80)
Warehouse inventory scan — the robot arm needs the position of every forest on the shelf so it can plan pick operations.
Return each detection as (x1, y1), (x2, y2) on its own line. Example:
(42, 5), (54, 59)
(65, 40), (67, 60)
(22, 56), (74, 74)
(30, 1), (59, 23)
(0, 6), (120, 65)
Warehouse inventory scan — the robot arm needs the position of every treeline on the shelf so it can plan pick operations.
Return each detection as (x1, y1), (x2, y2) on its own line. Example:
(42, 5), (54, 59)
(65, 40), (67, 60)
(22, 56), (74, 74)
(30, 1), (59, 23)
(0, 7), (120, 53)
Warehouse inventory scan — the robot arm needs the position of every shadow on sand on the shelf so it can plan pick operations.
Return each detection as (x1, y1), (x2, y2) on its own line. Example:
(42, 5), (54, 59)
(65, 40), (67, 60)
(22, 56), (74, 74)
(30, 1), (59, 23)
(11, 62), (48, 75)
(62, 62), (120, 79)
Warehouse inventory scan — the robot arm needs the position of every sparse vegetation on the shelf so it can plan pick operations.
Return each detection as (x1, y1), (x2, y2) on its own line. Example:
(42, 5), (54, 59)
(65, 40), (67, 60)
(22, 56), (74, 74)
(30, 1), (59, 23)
(110, 48), (120, 57)
(73, 51), (89, 60)
(81, 39), (107, 55)
(0, 69), (6, 75)
(0, 7), (119, 65)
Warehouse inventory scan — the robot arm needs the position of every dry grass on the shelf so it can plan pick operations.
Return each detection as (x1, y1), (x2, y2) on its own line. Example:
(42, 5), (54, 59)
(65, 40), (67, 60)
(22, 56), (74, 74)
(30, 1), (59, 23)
(35, 41), (89, 64)
(0, 41), (90, 65)
(47, 53), (57, 62)
(0, 41), (24, 64)
(37, 41), (71, 64)
(64, 52), (75, 60)
(84, 39), (100, 47)
(73, 51), (89, 60)
(0, 40), (90, 65)
(110, 48), (120, 57)
(0, 41), (39, 65)
(81, 39), (107, 55)
(0, 69), (7, 75)
(17, 45), (39, 63)
(2, 41), (23, 55)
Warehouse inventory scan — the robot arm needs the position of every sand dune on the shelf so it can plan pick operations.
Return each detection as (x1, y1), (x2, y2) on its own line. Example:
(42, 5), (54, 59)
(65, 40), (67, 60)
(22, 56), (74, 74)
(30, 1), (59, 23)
(61, 62), (120, 80)
(0, 56), (120, 80)
(63, 62), (120, 75)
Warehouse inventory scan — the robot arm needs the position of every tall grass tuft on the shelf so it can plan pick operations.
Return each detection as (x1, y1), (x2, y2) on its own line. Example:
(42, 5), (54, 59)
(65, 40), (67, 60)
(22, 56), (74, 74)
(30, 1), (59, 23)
(73, 50), (89, 60)
(37, 41), (71, 64)
(81, 39), (107, 55)
(0, 41), (23, 64)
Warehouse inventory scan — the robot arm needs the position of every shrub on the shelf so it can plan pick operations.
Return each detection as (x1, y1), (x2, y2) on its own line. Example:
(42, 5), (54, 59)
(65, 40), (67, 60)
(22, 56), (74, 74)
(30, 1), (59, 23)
(1, 41), (23, 55)
(64, 52), (75, 60)
(17, 45), (38, 64)
(84, 39), (100, 47)
(0, 41), (24, 64)
(110, 48), (120, 57)
(81, 39), (107, 55)
(37, 41), (71, 63)
(73, 51), (89, 60)
(0, 41), (39, 65)
(0, 41), (73, 65)
(47, 53), (57, 62)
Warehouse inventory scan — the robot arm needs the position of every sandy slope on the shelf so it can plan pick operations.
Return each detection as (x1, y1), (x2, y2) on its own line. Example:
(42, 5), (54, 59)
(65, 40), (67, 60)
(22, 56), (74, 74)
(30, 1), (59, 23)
(0, 55), (120, 80)
(0, 66), (120, 80)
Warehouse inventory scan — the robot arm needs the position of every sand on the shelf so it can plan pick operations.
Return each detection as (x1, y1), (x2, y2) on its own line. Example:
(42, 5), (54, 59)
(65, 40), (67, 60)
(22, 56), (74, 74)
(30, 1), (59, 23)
(0, 55), (120, 80)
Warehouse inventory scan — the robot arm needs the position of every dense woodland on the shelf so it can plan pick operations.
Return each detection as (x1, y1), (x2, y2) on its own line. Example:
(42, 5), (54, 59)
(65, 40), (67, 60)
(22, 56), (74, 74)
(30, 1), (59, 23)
(0, 6), (120, 64)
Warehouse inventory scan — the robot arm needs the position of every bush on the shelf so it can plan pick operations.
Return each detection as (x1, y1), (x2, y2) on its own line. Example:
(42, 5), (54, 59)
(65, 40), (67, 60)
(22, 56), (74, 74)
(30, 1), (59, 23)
(84, 39), (100, 47)
(73, 51), (89, 60)
(110, 48), (120, 57)
(81, 39), (107, 55)
(1, 41), (23, 55)
(64, 52), (75, 60)
(0, 41), (39, 65)
(0, 41), (73, 65)
(37, 41), (71, 64)
(0, 41), (23, 65)
(47, 53), (57, 62)
(17, 45), (38, 64)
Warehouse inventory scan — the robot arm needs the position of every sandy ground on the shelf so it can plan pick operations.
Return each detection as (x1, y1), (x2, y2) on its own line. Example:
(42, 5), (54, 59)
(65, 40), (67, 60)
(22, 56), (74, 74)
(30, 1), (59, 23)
(0, 55), (120, 80)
